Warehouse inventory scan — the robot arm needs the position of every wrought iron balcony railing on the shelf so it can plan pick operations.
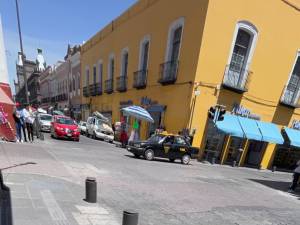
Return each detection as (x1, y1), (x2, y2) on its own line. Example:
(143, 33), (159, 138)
(89, 84), (96, 96)
(280, 84), (300, 108)
(158, 60), (179, 85)
(222, 64), (251, 93)
(133, 70), (147, 89)
(83, 86), (89, 97)
(95, 82), (102, 95)
(116, 76), (127, 92)
(104, 79), (114, 94)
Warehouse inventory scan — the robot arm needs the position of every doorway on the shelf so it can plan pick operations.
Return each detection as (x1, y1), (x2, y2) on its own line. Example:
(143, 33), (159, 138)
(245, 141), (265, 167)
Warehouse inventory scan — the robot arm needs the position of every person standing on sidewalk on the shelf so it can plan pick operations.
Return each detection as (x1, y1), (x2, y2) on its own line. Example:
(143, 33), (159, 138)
(289, 160), (300, 193)
(23, 104), (35, 143)
(13, 106), (22, 142)
(19, 105), (28, 142)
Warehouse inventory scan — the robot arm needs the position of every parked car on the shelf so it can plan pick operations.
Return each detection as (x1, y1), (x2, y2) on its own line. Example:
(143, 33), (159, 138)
(127, 133), (199, 165)
(78, 121), (87, 134)
(50, 115), (80, 141)
(86, 116), (114, 143)
(37, 113), (52, 132)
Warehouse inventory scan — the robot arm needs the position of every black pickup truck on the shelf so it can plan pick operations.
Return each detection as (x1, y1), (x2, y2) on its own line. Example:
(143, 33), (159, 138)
(127, 133), (199, 165)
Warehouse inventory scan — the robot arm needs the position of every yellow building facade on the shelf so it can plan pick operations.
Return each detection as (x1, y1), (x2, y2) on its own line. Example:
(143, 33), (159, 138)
(81, 0), (300, 170)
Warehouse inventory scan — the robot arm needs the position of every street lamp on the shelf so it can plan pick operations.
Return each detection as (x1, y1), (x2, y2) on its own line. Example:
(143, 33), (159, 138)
(15, 0), (29, 104)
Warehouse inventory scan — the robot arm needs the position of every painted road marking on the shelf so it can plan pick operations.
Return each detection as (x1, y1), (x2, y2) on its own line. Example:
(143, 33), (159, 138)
(41, 190), (70, 225)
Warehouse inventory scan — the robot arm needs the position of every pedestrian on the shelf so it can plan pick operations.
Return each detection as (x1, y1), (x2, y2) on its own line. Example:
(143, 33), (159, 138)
(13, 106), (22, 142)
(23, 104), (35, 142)
(288, 160), (300, 193)
(19, 105), (28, 142)
(120, 128), (128, 148)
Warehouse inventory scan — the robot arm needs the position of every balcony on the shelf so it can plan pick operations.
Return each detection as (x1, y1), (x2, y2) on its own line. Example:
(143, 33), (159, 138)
(280, 84), (300, 108)
(104, 79), (114, 94)
(133, 70), (147, 89)
(83, 86), (89, 97)
(222, 64), (251, 93)
(158, 60), (179, 85)
(116, 76), (127, 92)
(89, 84), (96, 96)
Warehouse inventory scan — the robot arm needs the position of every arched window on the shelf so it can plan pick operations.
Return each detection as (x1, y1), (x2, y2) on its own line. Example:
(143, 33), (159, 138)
(224, 21), (258, 91)
(139, 35), (150, 71)
(165, 17), (184, 63)
(73, 77), (75, 91)
(85, 66), (90, 86)
(161, 17), (184, 82)
(108, 54), (115, 80)
(120, 48), (129, 77)
(93, 65), (97, 84)
(98, 60), (103, 87)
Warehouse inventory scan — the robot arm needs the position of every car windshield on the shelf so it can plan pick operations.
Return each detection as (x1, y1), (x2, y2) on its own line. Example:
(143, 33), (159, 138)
(40, 115), (52, 121)
(147, 134), (165, 143)
(95, 119), (110, 127)
(56, 118), (74, 125)
(82, 122), (86, 126)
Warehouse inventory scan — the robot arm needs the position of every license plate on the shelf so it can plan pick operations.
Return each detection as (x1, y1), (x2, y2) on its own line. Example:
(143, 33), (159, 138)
(67, 134), (72, 137)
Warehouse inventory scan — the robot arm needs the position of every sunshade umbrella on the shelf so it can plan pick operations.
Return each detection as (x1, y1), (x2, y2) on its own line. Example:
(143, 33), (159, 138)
(121, 105), (154, 123)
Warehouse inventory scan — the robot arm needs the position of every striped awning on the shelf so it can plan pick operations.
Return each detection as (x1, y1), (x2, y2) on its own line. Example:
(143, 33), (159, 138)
(121, 105), (154, 123)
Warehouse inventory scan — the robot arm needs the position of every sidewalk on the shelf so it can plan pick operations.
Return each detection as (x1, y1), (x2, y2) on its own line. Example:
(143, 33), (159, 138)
(0, 142), (120, 225)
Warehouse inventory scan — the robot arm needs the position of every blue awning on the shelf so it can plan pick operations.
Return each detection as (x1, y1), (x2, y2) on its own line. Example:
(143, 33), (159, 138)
(256, 121), (284, 144)
(238, 117), (262, 141)
(283, 127), (300, 147)
(216, 114), (245, 138)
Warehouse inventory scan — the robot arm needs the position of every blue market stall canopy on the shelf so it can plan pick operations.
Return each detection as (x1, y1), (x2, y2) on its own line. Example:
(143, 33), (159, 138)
(283, 127), (300, 147)
(215, 114), (245, 138)
(238, 117), (262, 141)
(121, 105), (154, 123)
(216, 114), (283, 144)
(256, 121), (284, 144)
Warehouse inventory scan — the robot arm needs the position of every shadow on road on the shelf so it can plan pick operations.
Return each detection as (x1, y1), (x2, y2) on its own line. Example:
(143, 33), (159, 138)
(124, 154), (194, 165)
(1, 172), (13, 225)
(249, 179), (300, 199)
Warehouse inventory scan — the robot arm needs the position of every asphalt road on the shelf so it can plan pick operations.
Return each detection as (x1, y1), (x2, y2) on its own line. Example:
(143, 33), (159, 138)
(1, 133), (300, 225)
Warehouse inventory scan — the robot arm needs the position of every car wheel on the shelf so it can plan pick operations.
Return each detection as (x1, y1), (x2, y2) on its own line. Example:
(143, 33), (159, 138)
(134, 154), (140, 158)
(181, 154), (191, 165)
(144, 149), (154, 161)
(169, 158), (175, 163)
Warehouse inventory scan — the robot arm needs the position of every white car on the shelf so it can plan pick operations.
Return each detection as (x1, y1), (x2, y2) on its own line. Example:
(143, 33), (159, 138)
(38, 113), (52, 132)
(86, 116), (114, 143)
(78, 121), (87, 134)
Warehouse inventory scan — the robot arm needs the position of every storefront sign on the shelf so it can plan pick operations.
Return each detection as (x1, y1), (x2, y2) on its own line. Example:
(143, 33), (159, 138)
(292, 120), (300, 130)
(232, 104), (261, 120)
(141, 97), (158, 106)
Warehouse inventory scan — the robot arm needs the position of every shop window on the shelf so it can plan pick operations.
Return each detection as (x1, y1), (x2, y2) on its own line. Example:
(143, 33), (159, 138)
(224, 21), (258, 91)
(273, 145), (300, 171)
(203, 120), (226, 162)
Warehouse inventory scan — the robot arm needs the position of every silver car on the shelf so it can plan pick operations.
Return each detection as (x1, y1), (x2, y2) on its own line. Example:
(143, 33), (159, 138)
(38, 113), (52, 132)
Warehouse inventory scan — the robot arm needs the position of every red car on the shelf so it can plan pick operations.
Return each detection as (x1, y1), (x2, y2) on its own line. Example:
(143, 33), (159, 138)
(50, 115), (80, 141)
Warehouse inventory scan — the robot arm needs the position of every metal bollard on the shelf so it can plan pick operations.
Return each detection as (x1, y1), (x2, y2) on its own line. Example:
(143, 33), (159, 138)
(85, 177), (97, 203)
(272, 166), (277, 172)
(122, 210), (139, 225)
(232, 160), (236, 167)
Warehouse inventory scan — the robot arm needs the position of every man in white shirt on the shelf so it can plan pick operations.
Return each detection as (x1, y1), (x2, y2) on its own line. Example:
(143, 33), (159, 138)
(22, 105), (35, 142)
(289, 160), (300, 192)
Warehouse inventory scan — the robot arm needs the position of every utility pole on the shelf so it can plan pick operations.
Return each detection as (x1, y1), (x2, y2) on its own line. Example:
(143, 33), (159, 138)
(15, 0), (29, 104)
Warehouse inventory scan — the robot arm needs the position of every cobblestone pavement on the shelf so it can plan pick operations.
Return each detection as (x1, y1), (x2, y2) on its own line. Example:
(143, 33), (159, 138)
(0, 134), (299, 225)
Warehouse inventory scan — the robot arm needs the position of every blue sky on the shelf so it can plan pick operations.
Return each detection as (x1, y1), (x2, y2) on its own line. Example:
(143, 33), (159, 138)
(0, 0), (137, 91)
